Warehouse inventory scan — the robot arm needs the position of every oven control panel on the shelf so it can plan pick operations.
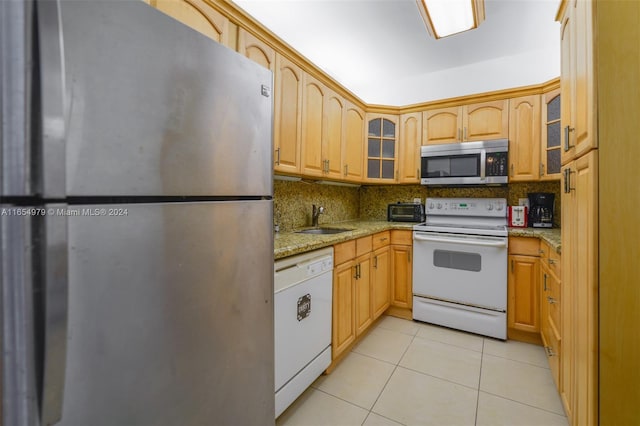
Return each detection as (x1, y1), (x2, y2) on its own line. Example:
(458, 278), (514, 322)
(425, 198), (507, 217)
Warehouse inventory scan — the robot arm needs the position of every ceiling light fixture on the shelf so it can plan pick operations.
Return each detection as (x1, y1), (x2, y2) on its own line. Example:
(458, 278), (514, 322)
(416, 0), (485, 39)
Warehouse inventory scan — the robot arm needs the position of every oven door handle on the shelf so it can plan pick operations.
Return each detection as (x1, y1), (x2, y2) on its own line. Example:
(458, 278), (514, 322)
(414, 234), (508, 248)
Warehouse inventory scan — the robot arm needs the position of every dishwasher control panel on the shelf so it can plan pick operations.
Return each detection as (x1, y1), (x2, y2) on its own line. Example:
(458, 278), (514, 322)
(274, 246), (334, 294)
(306, 257), (333, 277)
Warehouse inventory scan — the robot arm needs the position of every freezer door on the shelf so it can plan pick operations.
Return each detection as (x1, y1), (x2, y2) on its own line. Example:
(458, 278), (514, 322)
(54, 201), (274, 425)
(40, 0), (273, 197)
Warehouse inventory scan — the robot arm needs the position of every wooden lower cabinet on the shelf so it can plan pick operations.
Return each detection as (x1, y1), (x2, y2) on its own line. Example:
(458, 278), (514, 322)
(561, 151), (598, 425)
(332, 259), (356, 359)
(508, 254), (540, 334)
(540, 257), (562, 388)
(332, 232), (390, 361)
(371, 246), (390, 319)
(507, 237), (541, 343)
(354, 253), (372, 336)
(390, 230), (413, 313)
(390, 246), (412, 309)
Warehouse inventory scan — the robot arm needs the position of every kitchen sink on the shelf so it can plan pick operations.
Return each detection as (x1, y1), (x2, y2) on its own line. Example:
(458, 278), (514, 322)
(296, 228), (353, 235)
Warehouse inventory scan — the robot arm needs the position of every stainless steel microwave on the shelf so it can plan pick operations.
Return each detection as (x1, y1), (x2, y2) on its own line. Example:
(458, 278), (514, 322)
(420, 139), (509, 186)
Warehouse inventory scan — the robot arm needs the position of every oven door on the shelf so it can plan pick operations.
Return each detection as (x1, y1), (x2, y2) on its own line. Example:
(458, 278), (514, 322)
(412, 231), (508, 311)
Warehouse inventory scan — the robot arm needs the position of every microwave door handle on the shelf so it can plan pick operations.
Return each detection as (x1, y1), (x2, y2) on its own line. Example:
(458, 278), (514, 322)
(414, 233), (507, 248)
(480, 150), (486, 180)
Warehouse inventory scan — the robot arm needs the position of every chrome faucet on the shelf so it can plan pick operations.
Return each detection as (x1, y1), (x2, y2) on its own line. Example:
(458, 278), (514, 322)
(312, 205), (324, 227)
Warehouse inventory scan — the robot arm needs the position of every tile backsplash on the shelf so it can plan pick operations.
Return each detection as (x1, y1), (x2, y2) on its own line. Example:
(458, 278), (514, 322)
(274, 180), (561, 231)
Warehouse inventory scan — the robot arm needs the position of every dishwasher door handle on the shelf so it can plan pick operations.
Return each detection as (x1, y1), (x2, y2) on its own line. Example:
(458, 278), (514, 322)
(413, 234), (508, 248)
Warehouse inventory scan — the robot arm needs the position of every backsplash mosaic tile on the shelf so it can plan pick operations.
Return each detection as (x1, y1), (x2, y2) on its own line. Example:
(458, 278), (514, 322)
(275, 180), (562, 231)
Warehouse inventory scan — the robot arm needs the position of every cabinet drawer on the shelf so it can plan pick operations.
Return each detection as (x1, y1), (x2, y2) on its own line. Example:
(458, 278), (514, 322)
(548, 246), (561, 278)
(539, 241), (551, 261)
(509, 237), (540, 256)
(334, 240), (356, 265)
(540, 241), (561, 278)
(356, 236), (372, 257)
(390, 230), (412, 245)
(372, 231), (390, 250)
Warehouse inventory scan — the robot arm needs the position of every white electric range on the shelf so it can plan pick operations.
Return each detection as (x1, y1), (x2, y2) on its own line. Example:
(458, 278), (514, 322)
(412, 198), (508, 339)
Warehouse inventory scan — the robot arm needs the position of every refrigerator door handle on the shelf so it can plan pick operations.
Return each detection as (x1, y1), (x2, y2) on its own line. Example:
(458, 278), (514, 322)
(41, 205), (69, 425)
(37, 0), (67, 198)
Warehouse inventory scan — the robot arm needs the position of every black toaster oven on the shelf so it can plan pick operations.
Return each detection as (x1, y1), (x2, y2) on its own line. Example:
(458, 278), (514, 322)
(387, 203), (425, 222)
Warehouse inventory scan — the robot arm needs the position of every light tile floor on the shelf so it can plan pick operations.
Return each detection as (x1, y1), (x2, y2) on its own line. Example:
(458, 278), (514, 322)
(277, 316), (568, 426)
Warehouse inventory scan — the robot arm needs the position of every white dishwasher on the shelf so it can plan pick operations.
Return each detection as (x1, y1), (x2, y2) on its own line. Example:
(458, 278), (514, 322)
(274, 247), (333, 418)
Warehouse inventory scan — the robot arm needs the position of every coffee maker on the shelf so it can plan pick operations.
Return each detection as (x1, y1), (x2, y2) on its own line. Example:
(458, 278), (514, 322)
(528, 193), (555, 228)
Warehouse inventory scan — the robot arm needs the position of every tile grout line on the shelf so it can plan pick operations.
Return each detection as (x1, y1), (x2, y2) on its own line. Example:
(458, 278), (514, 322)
(478, 389), (569, 418)
(474, 338), (486, 425)
(360, 327), (418, 426)
(391, 364), (482, 393)
(481, 351), (552, 370)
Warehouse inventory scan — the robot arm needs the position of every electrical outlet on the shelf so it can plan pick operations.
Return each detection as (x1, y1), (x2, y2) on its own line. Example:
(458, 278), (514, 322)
(413, 198), (422, 204)
(518, 198), (530, 208)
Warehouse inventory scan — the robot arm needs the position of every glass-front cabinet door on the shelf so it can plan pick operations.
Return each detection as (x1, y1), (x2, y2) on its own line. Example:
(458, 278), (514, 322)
(366, 114), (398, 181)
(541, 88), (561, 180)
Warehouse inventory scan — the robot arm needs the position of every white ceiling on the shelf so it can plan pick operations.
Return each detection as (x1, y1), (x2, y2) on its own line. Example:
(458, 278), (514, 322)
(233, 0), (561, 106)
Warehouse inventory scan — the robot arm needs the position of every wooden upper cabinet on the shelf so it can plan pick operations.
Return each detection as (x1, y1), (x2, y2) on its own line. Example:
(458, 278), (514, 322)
(541, 88), (562, 180)
(398, 112), (422, 183)
(424, 100), (508, 145)
(560, 11), (574, 166)
(323, 90), (345, 180)
(274, 54), (302, 175)
(463, 100), (509, 141)
(300, 74), (325, 177)
(560, 0), (595, 165)
(508, 95), (541, 182)
(150, 0), (228, 46)
(343, 102), (365, 182)
(365, 114), (398, 182)
(572, 0), (596, 160)
(238, 28), (275, 71)
(423, 107), (462, 144)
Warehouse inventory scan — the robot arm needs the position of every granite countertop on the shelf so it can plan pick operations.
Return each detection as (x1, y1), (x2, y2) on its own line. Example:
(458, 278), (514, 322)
(508, 227), (561, 253)
(275, 221), (561, 259)
(274, 220), (416, 259)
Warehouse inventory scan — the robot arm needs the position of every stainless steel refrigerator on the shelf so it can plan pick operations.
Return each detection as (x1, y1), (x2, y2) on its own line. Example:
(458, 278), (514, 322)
(1, 1), (275, 424)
